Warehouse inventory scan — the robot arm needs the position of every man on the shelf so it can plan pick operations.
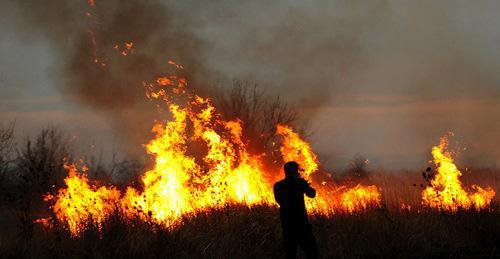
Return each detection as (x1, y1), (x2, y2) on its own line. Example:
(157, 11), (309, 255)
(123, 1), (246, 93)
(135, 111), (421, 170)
(274, 161), (318, 259)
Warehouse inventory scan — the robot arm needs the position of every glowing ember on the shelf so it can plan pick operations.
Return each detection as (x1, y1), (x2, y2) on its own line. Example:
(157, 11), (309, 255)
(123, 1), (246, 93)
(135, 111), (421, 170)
(422, 135), (495, 211)
(114, 42), (135, 56)
(34, 217), (53, 229)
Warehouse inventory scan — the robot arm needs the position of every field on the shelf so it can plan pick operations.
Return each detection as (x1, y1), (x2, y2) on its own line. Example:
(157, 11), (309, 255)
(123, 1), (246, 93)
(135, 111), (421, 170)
(1, 168), (499, 258)
(3, 1), (500, 258)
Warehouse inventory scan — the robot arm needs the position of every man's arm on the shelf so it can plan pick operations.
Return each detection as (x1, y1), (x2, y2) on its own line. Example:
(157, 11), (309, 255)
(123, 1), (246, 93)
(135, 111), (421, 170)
(298, 179), (316, 198)
(273, 183), (283, 205)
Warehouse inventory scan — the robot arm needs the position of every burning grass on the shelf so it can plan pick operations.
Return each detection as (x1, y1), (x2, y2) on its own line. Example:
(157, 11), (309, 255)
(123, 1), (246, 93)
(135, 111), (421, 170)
(422, 134), (495, 211)
(35, 67), (382, 237)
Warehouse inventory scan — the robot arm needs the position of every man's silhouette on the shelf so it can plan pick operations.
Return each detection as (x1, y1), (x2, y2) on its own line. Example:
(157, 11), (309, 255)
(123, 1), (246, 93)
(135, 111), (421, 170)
(274, 161), (318, 259)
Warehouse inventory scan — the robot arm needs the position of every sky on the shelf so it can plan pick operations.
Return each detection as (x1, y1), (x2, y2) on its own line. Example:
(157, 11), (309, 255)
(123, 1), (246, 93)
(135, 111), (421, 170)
(1, 0), (499, 170)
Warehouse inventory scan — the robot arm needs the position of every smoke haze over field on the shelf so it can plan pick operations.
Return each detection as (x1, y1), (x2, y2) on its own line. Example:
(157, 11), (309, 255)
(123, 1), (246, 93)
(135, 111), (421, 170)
(1, 0), (499, 169)
(2, 0), (211, 154)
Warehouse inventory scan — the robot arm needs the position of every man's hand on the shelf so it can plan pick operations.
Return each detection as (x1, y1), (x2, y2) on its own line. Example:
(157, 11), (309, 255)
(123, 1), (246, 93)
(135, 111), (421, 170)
(297, 178), (316, 198)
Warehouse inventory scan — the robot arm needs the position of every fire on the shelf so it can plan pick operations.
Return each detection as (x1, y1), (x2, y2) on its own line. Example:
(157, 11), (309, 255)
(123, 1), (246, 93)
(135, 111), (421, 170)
(422, 135), (495, 211)
(45, 164), (120, 236)
(275, 124), (381, 214)
(341, 185), (381, 213)
(41, 56), (382, 235)
(119, 76), (275, 227)
(276, 125), (318, 178)
(120, 99), (274, 226)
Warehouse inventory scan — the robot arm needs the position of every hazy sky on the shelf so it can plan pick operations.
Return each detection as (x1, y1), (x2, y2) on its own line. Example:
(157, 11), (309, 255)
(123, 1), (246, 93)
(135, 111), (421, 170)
(1, 0), (499, 170)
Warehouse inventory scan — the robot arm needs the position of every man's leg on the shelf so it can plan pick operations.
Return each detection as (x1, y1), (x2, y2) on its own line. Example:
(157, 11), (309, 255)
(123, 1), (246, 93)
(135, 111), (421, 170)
(298, 225), (318, 259)
(283, 230), (298, 259)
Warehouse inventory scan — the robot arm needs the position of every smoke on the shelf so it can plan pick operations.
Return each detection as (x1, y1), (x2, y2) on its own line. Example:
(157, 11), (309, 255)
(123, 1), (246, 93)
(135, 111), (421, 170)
(159, 0), (499, 168)
(5, 0), (500, 168)
(169, 0), (390, 107)
(9, 0), (209, 155)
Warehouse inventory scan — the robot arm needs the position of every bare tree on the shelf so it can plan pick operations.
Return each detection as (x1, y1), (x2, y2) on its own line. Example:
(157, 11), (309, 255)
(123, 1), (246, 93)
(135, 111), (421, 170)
(0, 122), (15, 209)
(0, 122), (15, 184)
(14, 127), (71, 241)
(109, 155), (144, 188)
(345, 153), (370, 180)
(213, 81), (304, 156)
(17, 128), (72, 194)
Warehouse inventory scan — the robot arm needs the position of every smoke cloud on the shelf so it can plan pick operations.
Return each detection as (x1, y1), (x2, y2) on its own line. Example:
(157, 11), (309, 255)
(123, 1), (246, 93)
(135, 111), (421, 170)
(5, 0), (500, 168)
(9, 0), (209, 154)
(168, 0), (500, 168)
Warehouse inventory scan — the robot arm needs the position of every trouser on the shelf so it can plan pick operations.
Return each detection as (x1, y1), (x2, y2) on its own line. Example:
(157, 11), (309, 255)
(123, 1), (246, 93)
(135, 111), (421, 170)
(283, 224), (318, 259)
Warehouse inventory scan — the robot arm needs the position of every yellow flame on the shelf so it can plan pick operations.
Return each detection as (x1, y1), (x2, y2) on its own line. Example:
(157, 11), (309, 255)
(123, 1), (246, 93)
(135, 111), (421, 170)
(121, 90), (274, 227)
(46, 164), (120, 236)
(422, 135), (495, 211)
(276, 124), (318, 178)
(275, 124), (381, 214)
(341, 184), (381, 213)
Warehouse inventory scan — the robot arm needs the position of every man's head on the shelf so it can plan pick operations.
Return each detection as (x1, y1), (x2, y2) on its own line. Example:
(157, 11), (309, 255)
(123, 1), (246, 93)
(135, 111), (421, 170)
(284, 161), (300, 178)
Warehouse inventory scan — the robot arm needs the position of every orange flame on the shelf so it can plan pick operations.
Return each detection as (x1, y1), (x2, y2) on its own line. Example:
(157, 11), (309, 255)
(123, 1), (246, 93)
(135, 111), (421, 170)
(422, 135), (495, 211)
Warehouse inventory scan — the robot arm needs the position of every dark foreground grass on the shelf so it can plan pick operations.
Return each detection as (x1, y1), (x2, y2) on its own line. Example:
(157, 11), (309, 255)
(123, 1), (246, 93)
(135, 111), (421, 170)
(1, 204), (499, 259)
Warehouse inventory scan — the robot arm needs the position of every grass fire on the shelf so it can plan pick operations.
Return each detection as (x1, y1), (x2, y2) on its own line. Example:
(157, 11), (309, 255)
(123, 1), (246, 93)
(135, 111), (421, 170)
(1, 0), (500, 258)
(42, 65), (382, 237)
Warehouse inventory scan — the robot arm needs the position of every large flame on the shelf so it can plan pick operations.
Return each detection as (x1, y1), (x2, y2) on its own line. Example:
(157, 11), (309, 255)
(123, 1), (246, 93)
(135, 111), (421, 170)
(422, 135), (495, 211)
(121, 87), (275, 227)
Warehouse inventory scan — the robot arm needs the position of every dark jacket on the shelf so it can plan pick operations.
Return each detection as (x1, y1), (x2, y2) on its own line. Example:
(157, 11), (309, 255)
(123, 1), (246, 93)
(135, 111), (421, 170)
(274, 177), (316, 228)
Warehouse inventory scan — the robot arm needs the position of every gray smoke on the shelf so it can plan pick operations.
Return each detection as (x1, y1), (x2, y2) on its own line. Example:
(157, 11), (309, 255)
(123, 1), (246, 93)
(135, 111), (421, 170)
(9, 0), (209, 154)
(5, 0), (500, 168)
(163, 0), (500, 168)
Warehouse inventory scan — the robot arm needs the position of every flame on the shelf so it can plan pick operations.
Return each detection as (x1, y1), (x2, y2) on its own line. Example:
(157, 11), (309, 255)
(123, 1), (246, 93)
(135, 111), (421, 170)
(45, 164), (120, 236)
(341, 184), (381, 213)
(276, 125), (318, 178)
(120, 79), (274, 227)
(275, 124), (381, 214)
(422, 135), (495, 211)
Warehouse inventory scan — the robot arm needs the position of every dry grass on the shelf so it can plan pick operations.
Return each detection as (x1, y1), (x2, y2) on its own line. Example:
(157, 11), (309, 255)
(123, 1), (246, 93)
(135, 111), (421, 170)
(1, 204), (499, 258)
